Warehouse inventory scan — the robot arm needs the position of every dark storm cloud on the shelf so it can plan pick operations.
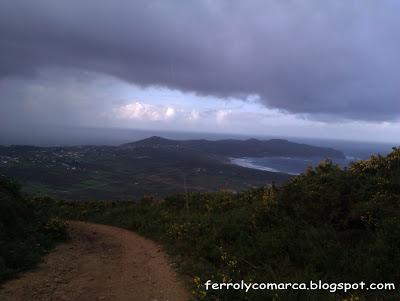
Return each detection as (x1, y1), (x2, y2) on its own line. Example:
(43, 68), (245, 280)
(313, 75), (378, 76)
(1, 0), (399, 121)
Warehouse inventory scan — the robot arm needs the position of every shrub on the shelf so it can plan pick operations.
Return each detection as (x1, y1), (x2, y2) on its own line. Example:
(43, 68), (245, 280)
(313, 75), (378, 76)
(0, 176), (66, 282)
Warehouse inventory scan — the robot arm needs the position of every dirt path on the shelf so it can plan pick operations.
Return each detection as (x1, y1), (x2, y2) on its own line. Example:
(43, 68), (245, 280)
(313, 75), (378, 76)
(0, 221), (190, 301)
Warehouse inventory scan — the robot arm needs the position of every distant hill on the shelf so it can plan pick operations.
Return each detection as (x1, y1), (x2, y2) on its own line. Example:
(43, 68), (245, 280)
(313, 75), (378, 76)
(123, 136), (345, 159)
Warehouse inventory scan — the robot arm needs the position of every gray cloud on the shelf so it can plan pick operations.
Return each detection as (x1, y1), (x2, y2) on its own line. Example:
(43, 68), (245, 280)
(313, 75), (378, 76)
(1, 0), (400, 121)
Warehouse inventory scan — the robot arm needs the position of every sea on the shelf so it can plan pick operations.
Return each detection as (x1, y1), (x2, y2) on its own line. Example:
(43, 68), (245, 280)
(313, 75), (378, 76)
(230, 156), (353, 175)
(229, 137), (395, 175)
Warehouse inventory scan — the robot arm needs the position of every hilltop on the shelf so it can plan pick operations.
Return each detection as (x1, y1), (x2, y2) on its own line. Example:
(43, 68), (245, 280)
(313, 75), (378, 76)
(123, 136), (345, 159)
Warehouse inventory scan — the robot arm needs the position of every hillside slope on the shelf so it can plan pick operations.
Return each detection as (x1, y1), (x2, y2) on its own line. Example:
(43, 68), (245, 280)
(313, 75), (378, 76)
(52, 147), (400, 300)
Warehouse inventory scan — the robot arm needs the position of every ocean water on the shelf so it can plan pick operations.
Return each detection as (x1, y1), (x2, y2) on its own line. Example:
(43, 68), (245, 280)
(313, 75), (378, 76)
(228, 136), (395, 175)
(230, 156), (354, 175)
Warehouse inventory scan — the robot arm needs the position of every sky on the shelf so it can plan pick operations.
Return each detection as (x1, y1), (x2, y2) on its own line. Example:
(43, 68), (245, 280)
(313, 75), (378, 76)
(1, 0), (399, 143)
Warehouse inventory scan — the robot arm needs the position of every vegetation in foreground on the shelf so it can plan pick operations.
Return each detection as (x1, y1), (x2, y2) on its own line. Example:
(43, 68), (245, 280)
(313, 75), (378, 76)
(0, 177), (67, 282)
(36, 148), (400, 300)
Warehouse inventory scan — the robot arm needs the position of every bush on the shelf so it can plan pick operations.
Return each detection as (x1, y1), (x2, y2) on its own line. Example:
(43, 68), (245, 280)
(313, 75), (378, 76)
(0, 176), (67, 282)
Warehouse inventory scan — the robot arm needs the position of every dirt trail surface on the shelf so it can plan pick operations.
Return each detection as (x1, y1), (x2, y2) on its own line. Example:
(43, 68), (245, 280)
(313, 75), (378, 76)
(0, 221), (189, 301)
